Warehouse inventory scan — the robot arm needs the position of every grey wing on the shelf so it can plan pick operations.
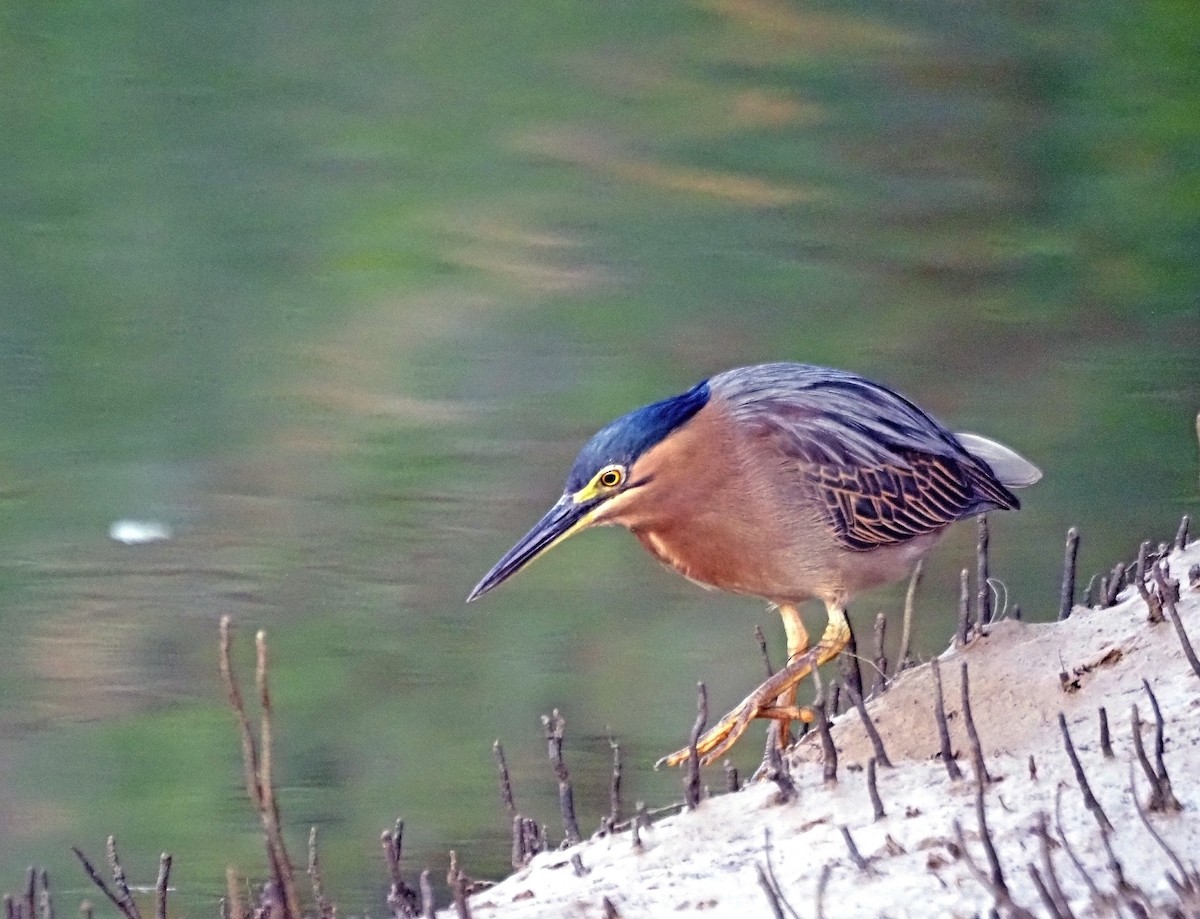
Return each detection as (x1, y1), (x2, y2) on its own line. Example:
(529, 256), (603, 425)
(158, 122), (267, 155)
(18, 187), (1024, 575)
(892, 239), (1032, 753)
(714, 364), (1019, 551)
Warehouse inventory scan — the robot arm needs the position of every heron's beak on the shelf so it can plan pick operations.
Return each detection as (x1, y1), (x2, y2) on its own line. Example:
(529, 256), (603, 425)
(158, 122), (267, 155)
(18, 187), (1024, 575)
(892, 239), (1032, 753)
(467, 495), (598, 602)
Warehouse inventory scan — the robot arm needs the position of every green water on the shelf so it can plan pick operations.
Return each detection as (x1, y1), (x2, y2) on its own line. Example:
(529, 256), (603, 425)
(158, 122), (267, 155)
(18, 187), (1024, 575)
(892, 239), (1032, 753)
(1, 0), (1197, 911)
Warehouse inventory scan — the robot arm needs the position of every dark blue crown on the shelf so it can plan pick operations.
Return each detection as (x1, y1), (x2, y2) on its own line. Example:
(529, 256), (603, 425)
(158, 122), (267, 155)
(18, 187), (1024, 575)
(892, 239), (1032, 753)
(566, 380), (711, 491)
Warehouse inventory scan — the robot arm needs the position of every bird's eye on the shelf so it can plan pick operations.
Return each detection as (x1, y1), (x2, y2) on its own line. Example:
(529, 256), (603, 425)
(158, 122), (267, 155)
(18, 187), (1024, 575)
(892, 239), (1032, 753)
(597, 466), (625, 489)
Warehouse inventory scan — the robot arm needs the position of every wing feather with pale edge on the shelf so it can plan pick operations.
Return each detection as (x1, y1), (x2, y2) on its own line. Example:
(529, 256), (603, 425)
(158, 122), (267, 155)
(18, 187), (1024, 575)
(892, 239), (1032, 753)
(710, 364), (1019, 552)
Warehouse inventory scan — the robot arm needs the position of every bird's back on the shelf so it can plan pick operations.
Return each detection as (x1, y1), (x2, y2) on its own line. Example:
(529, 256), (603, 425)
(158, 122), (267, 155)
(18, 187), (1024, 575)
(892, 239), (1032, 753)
(707, 363), (1024, 553)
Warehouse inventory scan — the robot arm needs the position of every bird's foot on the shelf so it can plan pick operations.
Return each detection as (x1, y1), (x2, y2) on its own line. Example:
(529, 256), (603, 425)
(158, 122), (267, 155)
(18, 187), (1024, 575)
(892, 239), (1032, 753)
(656, 651), (820, 769)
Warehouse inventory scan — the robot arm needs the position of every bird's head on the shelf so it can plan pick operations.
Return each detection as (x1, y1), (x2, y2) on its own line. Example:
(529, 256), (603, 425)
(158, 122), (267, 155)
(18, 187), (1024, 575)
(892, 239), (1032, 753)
(467, 379), (710, 601)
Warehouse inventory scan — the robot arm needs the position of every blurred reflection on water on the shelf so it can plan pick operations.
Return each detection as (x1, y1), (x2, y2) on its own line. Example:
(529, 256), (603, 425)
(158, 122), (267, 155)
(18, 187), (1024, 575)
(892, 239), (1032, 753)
(1, 0), (1196, 908)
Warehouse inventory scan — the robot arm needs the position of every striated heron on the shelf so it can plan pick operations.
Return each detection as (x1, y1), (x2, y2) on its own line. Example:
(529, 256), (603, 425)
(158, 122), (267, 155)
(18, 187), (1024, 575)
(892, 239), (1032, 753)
(468, 362), (1040, 767)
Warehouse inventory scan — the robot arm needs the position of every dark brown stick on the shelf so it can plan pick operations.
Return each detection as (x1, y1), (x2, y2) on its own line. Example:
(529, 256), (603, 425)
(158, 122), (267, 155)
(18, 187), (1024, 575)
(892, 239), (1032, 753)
(419, 870), (434, 919)
(725, 759), (740, 793)
(1130, 704), (1165, 812)
(898, 560), (923, 671)
(154, 856), (171, 919)
(846, 683), (892, 768)
(839, 827), (869, 872)
(867, 758), (885, 821)
(810, 668), (837, 784)
(307, 828), (332, 919)
(839, 619), (863, 703)
(871, 612), (888, 696)
(70, 849), (136, 919)
(973, 780), (1005, 896)
(105, 838), (141, 919)
(1059, 528), (1079, 621)
(25, 865), (37, 919)
(685, 683), (707, 809)
(930, 659), (962, 781)
(976, 516), (991, 625)
(956, 568), (971, 646)
(608, 732), (623, 826)
(1033, 814), (1075, 919)
(492, 741), (516, 819)
(1154, 561), (1200, 678)
(1128, 764), (1193, 892)
(446, 852), (471, 919)
(1135, 541), (1164, 623)
(254, 631), (301, 919)
(1098, 707), (1113, 759)
(542, 710), (581, 844)
(1057, 713), (1112, 833)
(960, 662), (990, 785)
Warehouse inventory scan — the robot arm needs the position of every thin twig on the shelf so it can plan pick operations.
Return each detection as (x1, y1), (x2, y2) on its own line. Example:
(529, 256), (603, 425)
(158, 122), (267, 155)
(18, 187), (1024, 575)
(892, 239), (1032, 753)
(867, 758), (885, 821)
(419, 870), (434, 919)
(1175, 514), (1190, 550)
(36, 870), (53, 919)
(154, 856), (171, 919)
(1059, 528), (1080, 621)
(1058, 713), (1113, 833)
(725, 759), (740, 793)
(960, 662), (990, 785)
(1135, 541), (1164, 624)
(1052, 789), (1102, 902)
(307, 828), (332, 919)
(1098, 707), (1113, 759)
(1128, 764), (1193, 894)
(255, 631), (301, 919)
(956, 568), (971, 646)
(1033, 814), (1075, 919)
(871, 612), (888, 696)
(685, 683), (707, 809)
(898, 560), (922, 671)
(225, 867), (244, 919)
(1106, 562), (1126, 607)
(839, 827), (870, 872)
(977, 516), (991, 625)
(930, 659), (962, 781)
(810, 668), (837, 784)
(755, 624), (774, 678)
(382, 821), (419, 918)
(446, 852), (471, 919)
(493, 741), (516, 819)
(756, 866), (786, 919)
(542, 710), (581, 844)
(845, 683), (892, 768)
(761, 734), (796, 803)
(1154, 561), (1200, 679)
(105, 838), (141, 919)
(608, 732), (623, 826)
(70, 848), (135, 919)
(219, 617), (264, 809)
(839, 619), (864, 703)
(759, 829), (801, 919)
(973, 779), (1005, 896)
(815, 864), (833, 919)
(1130, 703), (1164, 812)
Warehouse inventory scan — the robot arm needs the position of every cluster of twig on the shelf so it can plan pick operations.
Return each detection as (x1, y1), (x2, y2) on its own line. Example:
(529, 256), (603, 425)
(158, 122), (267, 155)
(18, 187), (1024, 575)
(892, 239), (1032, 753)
(7, 506), (1197, 919)
(4, 867), (61, 919)
(951, 680), (1199, 918)
(1059, 517), (1200, 680)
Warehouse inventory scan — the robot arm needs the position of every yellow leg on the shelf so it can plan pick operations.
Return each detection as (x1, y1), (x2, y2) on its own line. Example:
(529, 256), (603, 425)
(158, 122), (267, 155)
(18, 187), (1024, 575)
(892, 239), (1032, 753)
(779, 603), (809, 662)
(768, 604), (809, 750)
(658, 602), (850, 769)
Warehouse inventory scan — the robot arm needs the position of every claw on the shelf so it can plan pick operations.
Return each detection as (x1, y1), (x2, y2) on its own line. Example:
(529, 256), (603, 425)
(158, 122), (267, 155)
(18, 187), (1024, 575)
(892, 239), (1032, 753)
(656, 636), (841, 769)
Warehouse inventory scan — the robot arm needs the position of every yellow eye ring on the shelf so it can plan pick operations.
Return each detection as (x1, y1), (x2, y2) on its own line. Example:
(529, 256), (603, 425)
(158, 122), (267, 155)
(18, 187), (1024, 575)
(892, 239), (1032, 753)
(597, 466), (624, 489)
